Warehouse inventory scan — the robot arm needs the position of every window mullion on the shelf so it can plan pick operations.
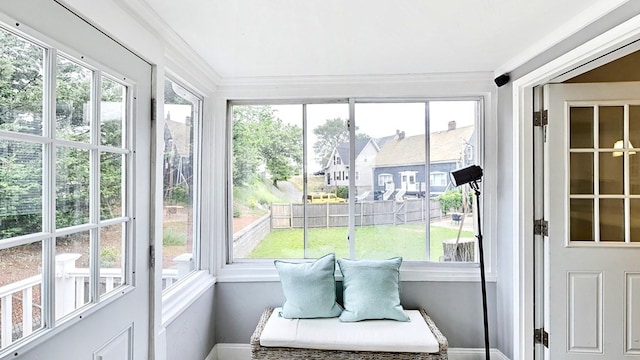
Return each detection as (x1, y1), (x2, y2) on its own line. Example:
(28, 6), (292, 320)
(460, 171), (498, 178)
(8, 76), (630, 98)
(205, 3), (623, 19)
(424, 101), (431, 261)
(348, 98), (356, 260)
(302, 104), (308, 259)
(42, 47), (57, 330)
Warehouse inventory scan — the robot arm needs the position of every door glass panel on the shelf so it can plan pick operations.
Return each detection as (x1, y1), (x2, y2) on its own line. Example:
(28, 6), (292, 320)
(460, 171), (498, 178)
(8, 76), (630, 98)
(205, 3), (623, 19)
(629, 105), (640, 148)
(599, 199), (624, 242)
(631, 199), (640, 242)
(0, 140), (43, 239)
(100, 77), (125, 147)
(0, 242), (43, 347)
(570, 107), (594, 149)
(599, 152), (623, 195)
(99, 223), (125, 298)
(631, 151), (640, 195)
(101, 152), (123, 220)
(0, 28), (44, 135)
(570, 199), (593, 241)
(56, 57), (91, 143)
(56, 146), (90, 228)
(55, 231), (91, 319)
(598, 106), (624, 149)
(570, 153), (593, 194)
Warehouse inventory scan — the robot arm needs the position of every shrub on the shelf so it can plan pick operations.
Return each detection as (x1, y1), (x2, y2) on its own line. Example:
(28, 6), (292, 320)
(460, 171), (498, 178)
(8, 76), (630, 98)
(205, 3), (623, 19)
(335, 186), (349, 199)
(100, 247), (119, 268)
(437, 189), (462, 214)
(163, 227), (187, 246)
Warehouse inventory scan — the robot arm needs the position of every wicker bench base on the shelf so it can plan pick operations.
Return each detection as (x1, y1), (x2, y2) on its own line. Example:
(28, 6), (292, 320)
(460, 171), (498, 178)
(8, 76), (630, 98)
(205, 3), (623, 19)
(250, 307), (448, 360)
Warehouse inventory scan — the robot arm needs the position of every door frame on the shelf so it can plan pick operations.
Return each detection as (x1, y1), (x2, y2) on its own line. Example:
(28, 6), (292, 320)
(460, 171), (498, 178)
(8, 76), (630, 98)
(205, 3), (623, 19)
(512, 12), (640, 360)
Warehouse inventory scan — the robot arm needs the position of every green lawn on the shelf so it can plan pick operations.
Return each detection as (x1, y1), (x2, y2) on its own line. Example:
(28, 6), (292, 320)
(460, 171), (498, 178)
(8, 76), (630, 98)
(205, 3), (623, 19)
(248, 223), (474, 261)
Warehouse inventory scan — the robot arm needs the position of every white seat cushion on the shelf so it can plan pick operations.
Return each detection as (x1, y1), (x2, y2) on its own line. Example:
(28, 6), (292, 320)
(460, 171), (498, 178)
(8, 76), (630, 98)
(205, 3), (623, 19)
(259, 307), (440, 353)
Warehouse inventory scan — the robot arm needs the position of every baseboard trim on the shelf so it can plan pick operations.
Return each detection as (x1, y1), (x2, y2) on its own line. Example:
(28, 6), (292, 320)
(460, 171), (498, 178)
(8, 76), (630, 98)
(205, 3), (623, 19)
(207, 343), (510, 360)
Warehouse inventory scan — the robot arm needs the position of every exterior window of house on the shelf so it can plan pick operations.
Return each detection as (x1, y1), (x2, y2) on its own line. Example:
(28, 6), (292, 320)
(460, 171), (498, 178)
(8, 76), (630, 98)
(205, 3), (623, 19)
(161, 78), (201, 290)
(0, 27), (134, 348)
(378, 173), (392, 186)
(430, 172), (448, 186)
(229, 100), (479, 262)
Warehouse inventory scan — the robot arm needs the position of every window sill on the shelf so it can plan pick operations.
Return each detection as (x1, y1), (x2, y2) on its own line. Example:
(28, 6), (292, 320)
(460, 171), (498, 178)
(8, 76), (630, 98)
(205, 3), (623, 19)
(216, 261), (496, 283)
(161, 270), (216, 326)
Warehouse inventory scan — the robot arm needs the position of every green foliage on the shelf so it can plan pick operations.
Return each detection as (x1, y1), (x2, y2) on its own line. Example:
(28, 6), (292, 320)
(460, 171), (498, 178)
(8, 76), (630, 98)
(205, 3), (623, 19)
(232, 105), (303, 187)
(335, 186), (349, 199)
(100, 247), (119, 268)
(436, 189), (463, 214)
(163, 227), (187, 246)
(312, 118), (370, 168)
(0, 29), (125, 239)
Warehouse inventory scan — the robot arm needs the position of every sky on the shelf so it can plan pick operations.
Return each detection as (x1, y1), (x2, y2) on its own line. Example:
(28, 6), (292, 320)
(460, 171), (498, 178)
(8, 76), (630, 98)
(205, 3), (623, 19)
(271, 101), (477, 171)
(273, 101), (476, 139)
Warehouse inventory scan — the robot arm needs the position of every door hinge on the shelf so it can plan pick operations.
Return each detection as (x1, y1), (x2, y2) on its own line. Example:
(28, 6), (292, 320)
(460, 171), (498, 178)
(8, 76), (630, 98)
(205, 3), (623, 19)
(534, 328), (549, 348)
(534, 219), (548, 236)
(534, 110), (548, 126)
(151, 98), (157, 123)
(149, 245), (155, 268)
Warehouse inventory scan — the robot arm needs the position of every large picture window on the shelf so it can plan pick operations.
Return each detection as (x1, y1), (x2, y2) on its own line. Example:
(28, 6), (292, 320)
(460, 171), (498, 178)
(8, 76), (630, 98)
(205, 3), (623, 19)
(0, 26), (133, 349)
(230, 100), (479, 263)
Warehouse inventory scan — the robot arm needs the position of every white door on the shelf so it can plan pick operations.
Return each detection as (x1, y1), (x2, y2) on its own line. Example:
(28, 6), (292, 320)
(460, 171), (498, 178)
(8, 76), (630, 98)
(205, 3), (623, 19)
(0, 1), (151, 359)
(544, 82), (640, 359)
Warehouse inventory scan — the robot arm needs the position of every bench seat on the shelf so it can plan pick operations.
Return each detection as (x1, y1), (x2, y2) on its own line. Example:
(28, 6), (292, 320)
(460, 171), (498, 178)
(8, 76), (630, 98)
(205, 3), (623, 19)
(251, 307), (448, 359)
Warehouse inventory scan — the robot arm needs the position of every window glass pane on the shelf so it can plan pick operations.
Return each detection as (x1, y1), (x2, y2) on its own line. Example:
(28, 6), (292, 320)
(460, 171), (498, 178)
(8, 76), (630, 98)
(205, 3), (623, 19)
(56, 57), (91, 143)
(570, 153), (594, 195)
(305, 104), (347, 258)
(100, 77), (125, 147)
(431, 101), (477, 262)
(0, 28), (44, 135)
(570, 107), (594, 149)
(0, 140), (42, 239)
(101, 152), (123, 220)
(55, 232), (91, 319)
(599, 199), (624, 242)
(0, 242), (43, 349)
(630, 105), (640, 149)
(56, 146), (90, 228)
(598, 106), (624, 149)
(232, 104), (305, 259)
(631, 150), (640, 195)
(599, 152), (623, 195)
(631, 199), (640, 242)
(570, 199), (594, 241)
(99, 223), (125, 297)
(162, 79), (198, 288)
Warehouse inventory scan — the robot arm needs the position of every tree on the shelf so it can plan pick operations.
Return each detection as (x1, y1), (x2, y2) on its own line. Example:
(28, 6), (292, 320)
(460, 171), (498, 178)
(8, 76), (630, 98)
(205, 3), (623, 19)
(312, 118), (370, 168)
(232, 105), (303, 187)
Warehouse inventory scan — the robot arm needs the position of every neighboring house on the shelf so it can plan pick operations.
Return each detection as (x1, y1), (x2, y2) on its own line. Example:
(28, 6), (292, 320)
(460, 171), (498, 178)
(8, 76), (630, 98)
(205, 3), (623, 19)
(164, 104), (194, 194)
(373, 122), (475, 200)
(324, 138), (379, 197)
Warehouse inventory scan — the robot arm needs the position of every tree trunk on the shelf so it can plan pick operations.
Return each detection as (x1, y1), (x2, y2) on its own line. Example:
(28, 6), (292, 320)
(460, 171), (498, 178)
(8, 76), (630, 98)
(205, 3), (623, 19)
(442, 238), (475, 262)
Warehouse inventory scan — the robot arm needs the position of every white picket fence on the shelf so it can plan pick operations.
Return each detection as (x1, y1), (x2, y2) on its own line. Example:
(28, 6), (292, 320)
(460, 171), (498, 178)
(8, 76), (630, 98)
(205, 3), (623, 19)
(0, 254), (182, 348)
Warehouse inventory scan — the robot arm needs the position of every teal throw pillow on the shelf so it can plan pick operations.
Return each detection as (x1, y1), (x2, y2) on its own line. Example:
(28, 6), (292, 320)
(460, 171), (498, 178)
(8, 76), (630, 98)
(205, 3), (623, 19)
(337, 257), (410, 322)
(275, 253), (342, 319)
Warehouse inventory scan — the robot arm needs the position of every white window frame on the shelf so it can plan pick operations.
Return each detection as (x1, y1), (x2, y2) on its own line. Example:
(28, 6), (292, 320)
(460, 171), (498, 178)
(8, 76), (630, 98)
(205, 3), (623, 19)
(430, 171), (448, 186)
(217, 81), (497, 283)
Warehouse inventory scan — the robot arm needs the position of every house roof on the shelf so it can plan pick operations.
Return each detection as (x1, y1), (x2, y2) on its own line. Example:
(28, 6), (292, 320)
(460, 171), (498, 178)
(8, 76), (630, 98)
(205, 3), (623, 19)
(333, 138), (371, 166)
(374, 126), (474, 167)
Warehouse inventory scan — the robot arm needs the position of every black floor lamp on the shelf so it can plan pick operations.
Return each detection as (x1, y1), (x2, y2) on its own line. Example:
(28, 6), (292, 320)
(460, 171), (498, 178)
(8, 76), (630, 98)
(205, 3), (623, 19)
(450, 165), (489, 360)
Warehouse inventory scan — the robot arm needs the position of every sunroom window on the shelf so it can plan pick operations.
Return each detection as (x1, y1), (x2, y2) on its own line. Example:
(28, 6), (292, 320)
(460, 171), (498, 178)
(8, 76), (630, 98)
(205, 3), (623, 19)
(0, 26), (132, 349)
(161, 78), (201, 290)
(230, 100), (480, 262)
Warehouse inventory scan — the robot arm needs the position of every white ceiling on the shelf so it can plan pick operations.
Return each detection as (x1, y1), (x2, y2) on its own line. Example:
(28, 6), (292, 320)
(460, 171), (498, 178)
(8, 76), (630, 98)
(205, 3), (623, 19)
(140, 0), (627, 79)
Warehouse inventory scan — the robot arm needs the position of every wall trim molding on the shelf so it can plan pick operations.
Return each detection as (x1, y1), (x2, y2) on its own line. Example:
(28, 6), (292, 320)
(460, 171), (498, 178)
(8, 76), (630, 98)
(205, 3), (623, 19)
(207, 343), (510, 360)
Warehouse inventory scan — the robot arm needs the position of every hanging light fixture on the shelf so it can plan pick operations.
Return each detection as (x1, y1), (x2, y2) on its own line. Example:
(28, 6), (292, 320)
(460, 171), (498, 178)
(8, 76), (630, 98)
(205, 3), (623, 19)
(612, 140), (637, 157)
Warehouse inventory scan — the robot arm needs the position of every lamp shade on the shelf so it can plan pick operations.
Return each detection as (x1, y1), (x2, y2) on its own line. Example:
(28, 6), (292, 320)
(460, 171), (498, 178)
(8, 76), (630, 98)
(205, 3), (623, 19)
(450, 165), (483, 187)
